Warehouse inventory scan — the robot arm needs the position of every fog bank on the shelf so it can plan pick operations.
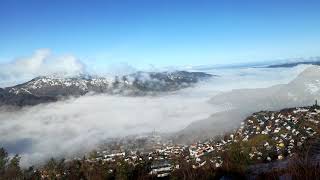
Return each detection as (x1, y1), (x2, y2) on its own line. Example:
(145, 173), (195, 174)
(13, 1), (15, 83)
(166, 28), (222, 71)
(0, 65), (311, 166)
(177, 66), (320, 142)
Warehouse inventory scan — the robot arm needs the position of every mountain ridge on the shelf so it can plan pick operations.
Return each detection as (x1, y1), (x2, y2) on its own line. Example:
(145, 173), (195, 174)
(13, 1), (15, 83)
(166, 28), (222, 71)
(0, 71), (213, 107)
(266, 60), (320, 68)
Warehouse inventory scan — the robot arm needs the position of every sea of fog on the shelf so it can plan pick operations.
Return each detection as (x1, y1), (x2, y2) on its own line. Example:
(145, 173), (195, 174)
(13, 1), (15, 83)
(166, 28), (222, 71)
(0, 65), (310, 166)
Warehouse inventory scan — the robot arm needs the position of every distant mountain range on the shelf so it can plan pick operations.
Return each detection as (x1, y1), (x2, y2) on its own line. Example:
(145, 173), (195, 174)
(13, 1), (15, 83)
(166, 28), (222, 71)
(189, 58), (320, 70)
(266, 61), (320, 68)
(0, 71), (213, 107)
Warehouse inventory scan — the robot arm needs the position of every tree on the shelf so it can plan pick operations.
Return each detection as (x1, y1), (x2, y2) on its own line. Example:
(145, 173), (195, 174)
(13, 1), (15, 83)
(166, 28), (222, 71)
(0, 148), (23, 180)
(4, 155), (23, 179)
(0, 148), (9, 177)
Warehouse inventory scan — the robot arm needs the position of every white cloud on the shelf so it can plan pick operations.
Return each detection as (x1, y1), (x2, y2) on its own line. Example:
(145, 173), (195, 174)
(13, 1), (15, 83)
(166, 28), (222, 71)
(178, 65), (320, 142)
(0, 92), (216, 167)
(0, 64), (310, 167)
(0, 49), (85, 87)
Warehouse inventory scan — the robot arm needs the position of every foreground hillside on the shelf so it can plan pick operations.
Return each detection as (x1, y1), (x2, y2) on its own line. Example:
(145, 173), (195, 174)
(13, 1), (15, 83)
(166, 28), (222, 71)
(1, 104), (320, 179)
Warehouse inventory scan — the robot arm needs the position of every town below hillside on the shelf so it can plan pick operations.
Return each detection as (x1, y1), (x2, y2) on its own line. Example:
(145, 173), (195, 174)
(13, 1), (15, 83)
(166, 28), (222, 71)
(2, 104), (320, 179)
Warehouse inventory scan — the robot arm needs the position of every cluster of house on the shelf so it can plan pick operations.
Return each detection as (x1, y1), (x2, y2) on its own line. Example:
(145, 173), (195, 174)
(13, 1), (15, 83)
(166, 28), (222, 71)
(83, 106), (320, 177)
(234, 106), (319, 161)
(89, 145), (186, 177)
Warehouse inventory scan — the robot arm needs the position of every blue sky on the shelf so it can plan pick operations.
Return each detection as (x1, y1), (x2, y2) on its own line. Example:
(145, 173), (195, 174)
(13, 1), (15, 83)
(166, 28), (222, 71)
(1, 0), (320, 68)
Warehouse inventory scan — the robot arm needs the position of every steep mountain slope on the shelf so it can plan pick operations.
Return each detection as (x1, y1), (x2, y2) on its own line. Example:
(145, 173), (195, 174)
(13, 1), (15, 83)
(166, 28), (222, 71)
(0, 71), (213, 107)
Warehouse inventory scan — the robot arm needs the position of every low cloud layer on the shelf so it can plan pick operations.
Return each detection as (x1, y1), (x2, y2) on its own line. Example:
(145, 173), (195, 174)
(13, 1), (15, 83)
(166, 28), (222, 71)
(0, 63), (312, 167)
(0, 49), (85, 87)
(0, 93), (216, 167)
(178, 65), (320, 142)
